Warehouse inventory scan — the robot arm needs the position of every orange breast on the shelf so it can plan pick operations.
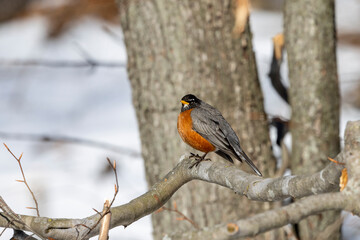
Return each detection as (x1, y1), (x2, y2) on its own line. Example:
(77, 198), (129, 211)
(177, 109), (216, 153)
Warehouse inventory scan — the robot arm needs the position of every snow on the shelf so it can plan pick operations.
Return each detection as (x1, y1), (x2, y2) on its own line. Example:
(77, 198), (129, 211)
(0, 17), (150, 239)
(0, 0), (360, 239)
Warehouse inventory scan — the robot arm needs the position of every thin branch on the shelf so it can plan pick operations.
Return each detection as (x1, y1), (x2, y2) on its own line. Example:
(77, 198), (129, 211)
(106, 158), (119, 208)
(0, 196), (45, 240)
(0, 197), (22, 225)
(3, 143), (40, 217)
(82, 158), (119, 239)
(0, 59), (125, 69)
(73, 41), (98, 68)
(170, 192), (348, 239)
(0, 132), (140, 158)
(328, 157), (345, 165)
(0, 222), (9, 237)
(98, 200), (112, 240)
(157, 201), (200, 229)
(102, 25), (124, 42)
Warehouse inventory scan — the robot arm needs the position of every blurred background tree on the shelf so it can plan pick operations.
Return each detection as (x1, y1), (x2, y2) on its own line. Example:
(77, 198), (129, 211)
(117, 0), (281, 239)
(284, 0), (341, 239)
(117, 0), (341, 239)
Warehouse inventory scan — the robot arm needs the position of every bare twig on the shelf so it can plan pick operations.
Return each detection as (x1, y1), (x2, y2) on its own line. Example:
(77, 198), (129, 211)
(98, 200), (112, 240)
(73, 41), (97, 68)
(157, 201), (199, 229)
(83, 158), (119, 239)
(0, 222), (9, 237)
(92, 208), (102, 216)
(0, 197), (21, 225)
(0, 59), (125, 68)
(0, 197), (44, 240)
(102, 25), (123, 42)
(328, 157), (345, 165)
(3, 143), (40, 217)
(106, 157), (119, 207)
(0, 132), (140, 158)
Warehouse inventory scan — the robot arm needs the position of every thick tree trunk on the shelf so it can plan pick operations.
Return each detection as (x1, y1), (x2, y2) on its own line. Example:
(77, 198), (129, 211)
(284, 0), (341, 239)
(118, 1), (279, 239)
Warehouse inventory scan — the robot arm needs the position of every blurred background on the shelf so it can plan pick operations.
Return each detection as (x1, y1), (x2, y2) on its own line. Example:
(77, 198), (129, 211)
(0, 0), (359, 239)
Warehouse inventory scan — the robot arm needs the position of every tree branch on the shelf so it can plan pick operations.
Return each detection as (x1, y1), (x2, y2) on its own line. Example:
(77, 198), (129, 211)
(1, 121), (359, 239)
(0, 131), (140, 157)
(189, 154), (343, 201)
(169, 121), (360, 239)
(0, 59), (125, 69)
(4, 143), (40, 217)
(0, 154), (344, 239)
(168, 192), (348, 239)
(0, 196), (45, 240)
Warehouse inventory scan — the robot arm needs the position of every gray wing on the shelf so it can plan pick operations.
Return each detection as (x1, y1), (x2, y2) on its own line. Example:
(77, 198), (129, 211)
(190, 106), (235, 153)
(191, 104), (263, 176)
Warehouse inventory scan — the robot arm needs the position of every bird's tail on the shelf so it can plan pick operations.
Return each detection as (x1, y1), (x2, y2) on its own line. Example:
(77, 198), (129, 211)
(238, 151), (262, 176)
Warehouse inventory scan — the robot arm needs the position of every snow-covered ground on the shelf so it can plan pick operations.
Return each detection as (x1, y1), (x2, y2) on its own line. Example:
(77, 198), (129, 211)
(0, 1), (359, 239)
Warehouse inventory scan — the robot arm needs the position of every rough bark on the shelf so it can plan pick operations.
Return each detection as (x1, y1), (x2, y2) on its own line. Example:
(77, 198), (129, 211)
(2, 120), (360, 240)
(0, 152), (346, 240)
(284, 0), (341, 239)
(118, 0), (278, 239)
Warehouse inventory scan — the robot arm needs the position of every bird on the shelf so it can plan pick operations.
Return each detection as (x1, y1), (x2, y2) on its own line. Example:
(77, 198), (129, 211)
(177, 94), (262, 176)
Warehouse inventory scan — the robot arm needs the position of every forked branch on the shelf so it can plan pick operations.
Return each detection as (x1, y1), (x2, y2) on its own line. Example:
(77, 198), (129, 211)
(0, 121), (359, 239)
(3, 143), (40, 217)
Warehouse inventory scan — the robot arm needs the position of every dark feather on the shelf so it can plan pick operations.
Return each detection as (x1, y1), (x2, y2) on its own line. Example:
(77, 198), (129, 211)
(215, 150), (234, 163)
(190, 101), (262, 176)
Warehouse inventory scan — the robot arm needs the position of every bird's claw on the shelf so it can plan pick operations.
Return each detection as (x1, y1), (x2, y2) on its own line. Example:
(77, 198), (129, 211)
(189, 152), (201, 159)
(188, 153), (211, 169)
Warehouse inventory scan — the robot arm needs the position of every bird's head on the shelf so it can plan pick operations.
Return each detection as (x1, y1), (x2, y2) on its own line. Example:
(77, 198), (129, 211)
(180, 94), (201, 112)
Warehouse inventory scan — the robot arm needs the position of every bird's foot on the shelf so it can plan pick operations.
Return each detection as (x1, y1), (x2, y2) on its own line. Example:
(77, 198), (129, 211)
(189, 152), (201, 159)
(189, 153), (211, 169)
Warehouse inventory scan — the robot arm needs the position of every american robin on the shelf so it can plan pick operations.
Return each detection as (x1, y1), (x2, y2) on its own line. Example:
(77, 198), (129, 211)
(177, 94), (262, 176)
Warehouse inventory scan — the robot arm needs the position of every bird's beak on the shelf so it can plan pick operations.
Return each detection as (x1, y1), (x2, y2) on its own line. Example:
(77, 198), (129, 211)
(181, 100), (189, 105)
